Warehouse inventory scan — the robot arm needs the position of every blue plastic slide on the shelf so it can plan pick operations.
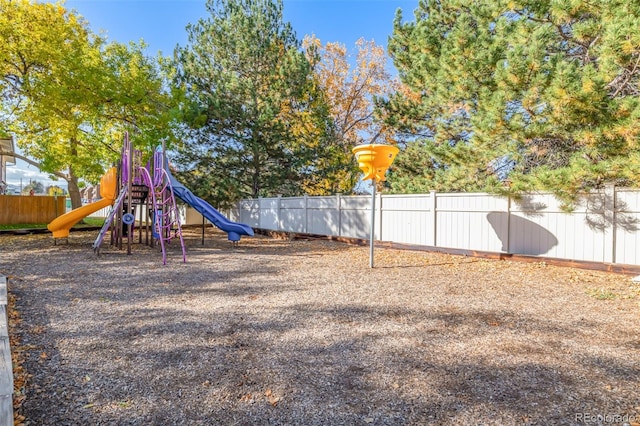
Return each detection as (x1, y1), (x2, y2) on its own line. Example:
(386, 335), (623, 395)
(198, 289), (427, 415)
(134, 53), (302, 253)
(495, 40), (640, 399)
(166, 170), (254, 242)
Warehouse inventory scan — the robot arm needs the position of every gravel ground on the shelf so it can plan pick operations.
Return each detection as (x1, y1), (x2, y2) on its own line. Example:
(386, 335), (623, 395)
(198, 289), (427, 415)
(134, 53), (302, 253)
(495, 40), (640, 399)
(1, 228), (639, 426)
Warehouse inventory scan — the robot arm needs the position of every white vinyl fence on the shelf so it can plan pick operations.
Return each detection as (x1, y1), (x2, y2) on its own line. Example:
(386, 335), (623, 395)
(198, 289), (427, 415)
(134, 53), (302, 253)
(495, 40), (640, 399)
(231, 187), (640, 266)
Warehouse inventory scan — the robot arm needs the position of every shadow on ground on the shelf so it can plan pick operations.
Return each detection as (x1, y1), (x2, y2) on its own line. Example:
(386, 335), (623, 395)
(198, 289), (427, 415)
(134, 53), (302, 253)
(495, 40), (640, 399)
(1, 230), (638, 425)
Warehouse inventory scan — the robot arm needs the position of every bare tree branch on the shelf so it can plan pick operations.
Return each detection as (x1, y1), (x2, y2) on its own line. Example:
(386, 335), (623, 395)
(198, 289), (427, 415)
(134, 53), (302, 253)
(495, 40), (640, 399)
(0, 150), (69, 180)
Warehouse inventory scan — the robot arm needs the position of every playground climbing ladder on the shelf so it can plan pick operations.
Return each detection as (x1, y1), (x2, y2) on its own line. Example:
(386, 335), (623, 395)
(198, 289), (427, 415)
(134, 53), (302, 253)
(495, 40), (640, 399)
(92, 186), (128, 253)
(139, 159), (186, 264)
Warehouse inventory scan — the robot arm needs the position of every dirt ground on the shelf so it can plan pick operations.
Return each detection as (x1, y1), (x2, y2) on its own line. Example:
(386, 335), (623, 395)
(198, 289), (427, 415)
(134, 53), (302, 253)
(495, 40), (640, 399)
(1, 228), (639, 426)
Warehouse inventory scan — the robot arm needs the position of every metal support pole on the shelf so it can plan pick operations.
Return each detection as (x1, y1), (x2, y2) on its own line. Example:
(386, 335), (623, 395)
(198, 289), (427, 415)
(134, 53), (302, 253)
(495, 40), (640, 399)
(127, 134), (133, 255)
(369, 179), (376, 268)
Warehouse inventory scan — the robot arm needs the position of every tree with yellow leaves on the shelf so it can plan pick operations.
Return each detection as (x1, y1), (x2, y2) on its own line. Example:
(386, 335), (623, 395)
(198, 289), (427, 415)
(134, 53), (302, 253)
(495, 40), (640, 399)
(303, 35), (397, 194)
(0, 0), (175, 209)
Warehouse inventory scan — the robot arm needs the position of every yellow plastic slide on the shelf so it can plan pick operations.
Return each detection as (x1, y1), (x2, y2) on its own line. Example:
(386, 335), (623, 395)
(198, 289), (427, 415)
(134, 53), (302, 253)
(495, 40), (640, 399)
(47, 168), (118, 239)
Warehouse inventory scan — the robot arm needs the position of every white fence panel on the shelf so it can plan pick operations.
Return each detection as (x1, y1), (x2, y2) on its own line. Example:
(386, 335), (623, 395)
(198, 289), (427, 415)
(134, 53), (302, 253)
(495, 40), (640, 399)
(381, 194), (431, 211)
(341, 196), (370, 210)
(509, 211), (594, 260)
(511, 193), (573, 213)
(308, 208), (340, 236)
(437, 211), (491, 251)
(281, 197), (306, 209)
(340, 196), (370, 239)
(340, 209), (370, 239)
(506, 192), (607, 261)
(437, 192), (508, 212)
(279, 196), (306, 233)
(436, 193), (507, 252)
(307, 196), (340, 235)
(380, 195), (431, 245)
(486, 211), (509, 252)
(491, 193), (600, 261)
(259, 198), (279, 230)
(382, 210), (429, 245)
(70, 186), (640, 266)
(475, 212), (506, 252)
(281, 208), (306, 233)
(240, 189), (640, 266)
(615, 189), (640, 265)
(238, 200), (260, 227)
(308, 196), (338, 209)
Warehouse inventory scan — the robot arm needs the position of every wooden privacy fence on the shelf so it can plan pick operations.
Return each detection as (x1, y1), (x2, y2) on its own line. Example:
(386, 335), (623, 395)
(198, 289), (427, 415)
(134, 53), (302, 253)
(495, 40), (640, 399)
(0, 195), (66, 225)
(232, 187), (640, 267)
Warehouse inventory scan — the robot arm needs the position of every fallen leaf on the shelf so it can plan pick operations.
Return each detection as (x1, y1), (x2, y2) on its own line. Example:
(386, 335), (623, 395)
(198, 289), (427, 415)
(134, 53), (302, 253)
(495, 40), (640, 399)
(265, 389), (280, 406)
(267, 394), (280, 407)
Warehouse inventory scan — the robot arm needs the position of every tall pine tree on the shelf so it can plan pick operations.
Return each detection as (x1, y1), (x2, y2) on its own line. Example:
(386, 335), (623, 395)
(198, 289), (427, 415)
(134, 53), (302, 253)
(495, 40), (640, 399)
(382, 0), (640, 206)
(173, 0), (332, 206)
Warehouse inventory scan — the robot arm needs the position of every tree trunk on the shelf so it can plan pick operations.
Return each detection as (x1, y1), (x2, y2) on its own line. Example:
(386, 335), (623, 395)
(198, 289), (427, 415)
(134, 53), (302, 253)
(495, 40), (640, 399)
(67, 169), (83, 211)
(66, 139), (83, 211)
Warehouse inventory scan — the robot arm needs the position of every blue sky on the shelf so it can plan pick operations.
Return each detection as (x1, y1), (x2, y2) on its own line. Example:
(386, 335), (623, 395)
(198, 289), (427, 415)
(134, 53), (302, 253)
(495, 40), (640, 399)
(65, 0), (416, 56)
(6, 0), (417, 189)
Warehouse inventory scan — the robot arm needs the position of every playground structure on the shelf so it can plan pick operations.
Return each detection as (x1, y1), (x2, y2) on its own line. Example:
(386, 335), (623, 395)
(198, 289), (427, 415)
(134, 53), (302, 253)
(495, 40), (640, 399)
(352, 143), (399, 268)
(47, 133), (254, 264)
(352, 144), (399, 182)
(47, 168), (118, 239)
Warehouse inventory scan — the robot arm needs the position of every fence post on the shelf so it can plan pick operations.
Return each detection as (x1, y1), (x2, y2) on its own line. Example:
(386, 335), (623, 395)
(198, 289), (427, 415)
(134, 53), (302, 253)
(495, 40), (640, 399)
(276, 195), (282, 231)
(257, 197), (261, 229)
(506, 195), (512, 254)
(429, 191), (437, 246)
(376, 191), (383, 241)
(603, 185), (616, 263)
(304, 194), (308, 234)
(336, 193), (342, 237)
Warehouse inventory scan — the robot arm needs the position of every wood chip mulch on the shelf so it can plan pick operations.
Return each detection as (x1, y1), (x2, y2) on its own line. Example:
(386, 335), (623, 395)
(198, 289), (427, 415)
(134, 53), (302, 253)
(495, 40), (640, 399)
(1, 228), (639, 426)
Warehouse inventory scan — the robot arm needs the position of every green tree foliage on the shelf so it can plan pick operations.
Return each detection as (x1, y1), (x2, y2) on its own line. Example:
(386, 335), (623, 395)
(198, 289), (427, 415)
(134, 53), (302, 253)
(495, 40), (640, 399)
(0, 0), (176, 209)
(172, 0), (334, 207)
(382, 0), (640, 206)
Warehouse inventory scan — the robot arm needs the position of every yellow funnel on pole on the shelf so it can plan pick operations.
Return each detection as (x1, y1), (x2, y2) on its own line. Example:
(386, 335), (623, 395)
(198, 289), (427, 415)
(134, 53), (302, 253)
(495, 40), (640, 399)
(352, 144), (399, 268)
(352, 144), (399, 181)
